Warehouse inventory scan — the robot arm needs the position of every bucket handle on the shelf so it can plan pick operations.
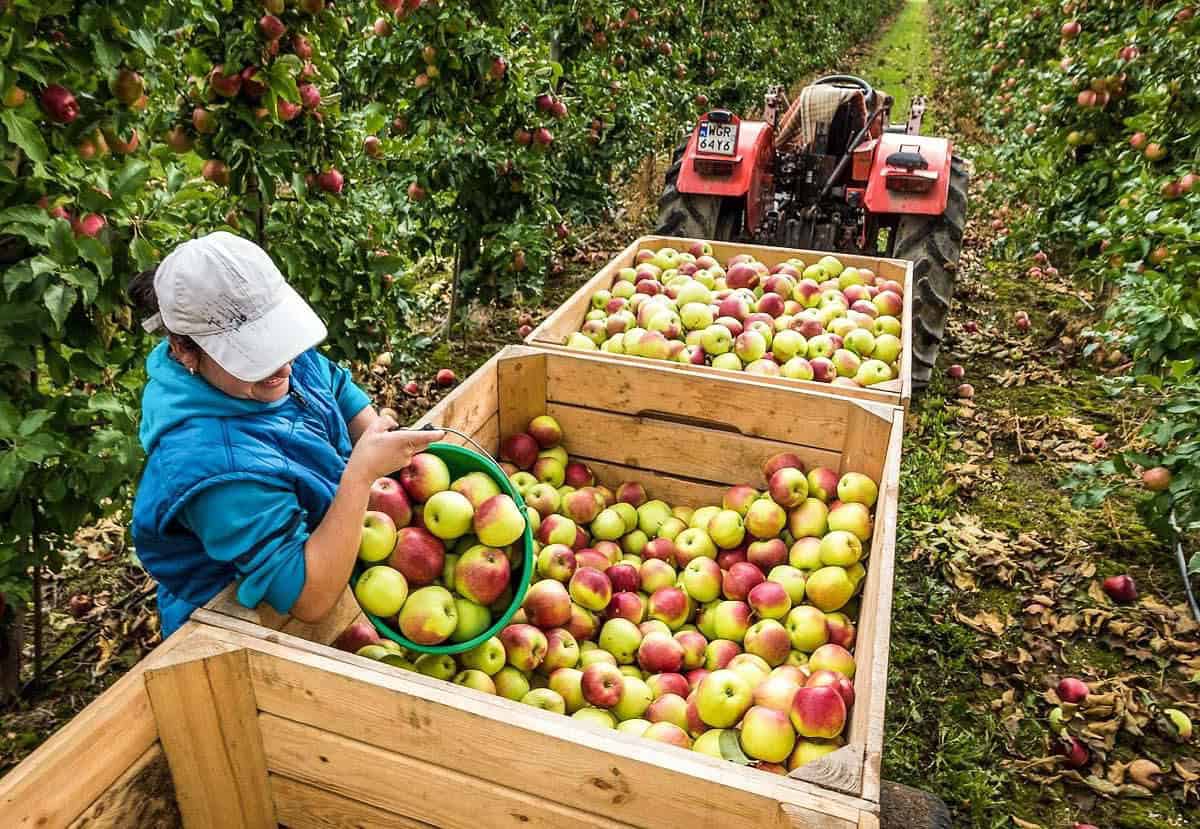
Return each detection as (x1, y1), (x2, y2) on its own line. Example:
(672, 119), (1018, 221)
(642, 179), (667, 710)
(417, 423), (498, 466)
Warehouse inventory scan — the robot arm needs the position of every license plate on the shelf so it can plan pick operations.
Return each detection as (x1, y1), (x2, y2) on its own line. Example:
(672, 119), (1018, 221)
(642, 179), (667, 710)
(697, 121), (738, 156)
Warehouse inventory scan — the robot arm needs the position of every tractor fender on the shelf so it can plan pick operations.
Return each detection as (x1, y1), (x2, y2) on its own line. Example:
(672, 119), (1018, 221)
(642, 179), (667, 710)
(677, 120), (774, 231)
(863, 133), (954, 216)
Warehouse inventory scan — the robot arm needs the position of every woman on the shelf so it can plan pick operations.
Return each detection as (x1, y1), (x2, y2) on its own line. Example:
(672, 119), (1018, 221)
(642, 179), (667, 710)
(130, 231), (441, 637)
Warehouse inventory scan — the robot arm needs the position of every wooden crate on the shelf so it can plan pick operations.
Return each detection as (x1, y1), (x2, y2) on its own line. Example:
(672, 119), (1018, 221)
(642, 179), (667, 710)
(0, 346), (902, 829)
(526, 235), (914, 409)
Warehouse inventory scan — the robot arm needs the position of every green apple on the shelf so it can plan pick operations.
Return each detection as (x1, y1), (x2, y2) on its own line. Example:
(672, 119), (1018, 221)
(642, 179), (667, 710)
(612, 676), (654, 720)
(354, 565), (408, 617)
(359, 512), (398, 563)
(414, 653), (457, 681)
(521, 688), (566, 713)
(768, 565), (808, 604)
(700, 324), (733, 355)
(573, 707), (617, 729)
(398, 586), (459, 645)
(474, 493), (527, 547)
(739, 705), (796, 762)
(424, 490), (475, 540)
(818, 530), (862, 566)
(591, 507), (626, 540)
(548, 667), (587, 712)
(707, 509), (746, 549)
(616, 718), (652, 737)
(493, 666), (531, 701)
(637, 500), (673, 536)
(461, 636), (506, 675)
(598, 617), (643, 664)
(785, 605), (830, 652)
(451, 598), (492, 642)
(695, 669), (753, 728)
(452, 669), (497, 695)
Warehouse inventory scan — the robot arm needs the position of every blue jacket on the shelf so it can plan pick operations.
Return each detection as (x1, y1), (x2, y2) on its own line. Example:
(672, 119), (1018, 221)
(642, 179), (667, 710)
(131, 342), (371, 637)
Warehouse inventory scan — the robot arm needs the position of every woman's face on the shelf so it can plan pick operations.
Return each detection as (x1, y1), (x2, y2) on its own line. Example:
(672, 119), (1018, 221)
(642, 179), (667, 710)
(170, 336), (292, 403)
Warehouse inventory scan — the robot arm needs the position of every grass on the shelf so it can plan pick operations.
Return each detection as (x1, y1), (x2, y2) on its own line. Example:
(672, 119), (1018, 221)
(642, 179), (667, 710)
(866, 0), (933, 119)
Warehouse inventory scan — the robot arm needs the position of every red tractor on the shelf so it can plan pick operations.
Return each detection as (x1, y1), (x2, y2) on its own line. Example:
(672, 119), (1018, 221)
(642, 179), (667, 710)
(657, 75), (968, 389)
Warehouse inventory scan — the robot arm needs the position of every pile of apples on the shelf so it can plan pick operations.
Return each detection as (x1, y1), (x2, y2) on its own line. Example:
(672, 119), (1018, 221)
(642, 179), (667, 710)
(352, 453), (529, 647)
(562, 243), (904, 388)
(345, 414), (877, 775)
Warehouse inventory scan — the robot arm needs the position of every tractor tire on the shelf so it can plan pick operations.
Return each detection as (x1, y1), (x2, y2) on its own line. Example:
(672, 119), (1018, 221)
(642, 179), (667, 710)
(879, 781), (953, 829)
(891, 155), (969, 391)
(656, 146), (742, 241)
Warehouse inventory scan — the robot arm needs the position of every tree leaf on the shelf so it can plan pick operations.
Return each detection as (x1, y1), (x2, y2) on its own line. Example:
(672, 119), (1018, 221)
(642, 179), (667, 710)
(718, 728), (755, 765)
(112, 159), (151, 201)
(0, 110), (49, 164)
(43, 282), (78, 330)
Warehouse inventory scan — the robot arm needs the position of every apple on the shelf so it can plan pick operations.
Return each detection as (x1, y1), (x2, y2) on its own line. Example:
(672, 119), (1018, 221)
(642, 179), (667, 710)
(400, 453), (451, 502)
(767, 467), (809, 509)
(527, 415), (563, 448)
(805, 567), (854, 612)
(450, 669), (496, 695)
(491, 666), (531, 701)
(590, 507), (627, 541)
(646, 693), (690, 729)
(643, 721), (692, 749)
(706, 509), (746, 549)
(576, 550), (611, 571)
(389, 527), (446, 586)
(638, 631), (686, 673)
(606, 563), (641, 593)
(564, 462), (595, 489)
(640, 558), (678, 594)
(451, 598), (492, 642)
(696, 669), (753, 728)
(837, 472), (878, 507)
(647, 673), (691, 700)
(523, 579), (572, 628)
(455, 545), (511, 605)
(500, 623), (549, 672)
(1165, 708), (1193, 740)
(808, 643), (855, 678)
(451, 471), (501, 510)
(789, 537), (823, 569)
(747, 538), (788, 571)
(461, 636), (506, 675)
(748, 581), (792, 620)
(611, 504), (639, 534)
(599, 617), (643, 664)
(582, 661), (625, 707)
(790, 685), (847, 738)
(539, 627), (580, 675)
(369, 478), (413, 529)
(509, 472), (538, 497)
(522, 688), (566, 713)
(613, 676), (654, 720)
(818, 531), (862, 567)
(806, 468), (839, 502)
(606, 591), (645, 624)
(537, 544), (576, 582)
(354, 565), (409, 617)
(673, 630), (708, 670)
(547, 667), (587, 712)
(642, 537), (678, 564)
(1103, 574), (1137, 603)
(1057, 677), (1089, 705)
(570, 567), (614, 611)
(744, 619), (792, 666)
(827, 502), (872, 542)
(682, 557), (723, 602)
(754, 674), (802, 713)
(359, 511), (398, 563)
(648, 586), (691, 629)
(398, 586), (458, 645)
(536, 514), (577, 547)
(713, 600), (752, 642)
(824, 612), (856, 649)
(768, 566), (808, 604)
(855, 359), (892, 386)
(532, 457), (565, 487)
(620, 530), (649, 556)
(500, 433), (540, 470)
(415, 653), (457, 680)
(637, 500), (673, 536)
(785, 605), (830, 652)
(1055, 736), (1089, 769)
(722, 486), (759, 516)
(334, 621), (381, 654)
(674, 528), (717, 566)
(739, 705), (796, 763)
(722, 562), (765, 601)
(422, 490), (474, 541)
(788, 498), (829, 538)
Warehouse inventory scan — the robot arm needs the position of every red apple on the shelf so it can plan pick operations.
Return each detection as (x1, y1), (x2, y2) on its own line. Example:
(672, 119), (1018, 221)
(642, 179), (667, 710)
(369, 477), (412, 528)
(389, 527), (445, 586)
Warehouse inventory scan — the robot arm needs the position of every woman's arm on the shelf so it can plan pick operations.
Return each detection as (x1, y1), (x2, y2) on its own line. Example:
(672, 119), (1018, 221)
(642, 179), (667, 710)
(289, 418), (443, 622)
(347, 405), (378, 444)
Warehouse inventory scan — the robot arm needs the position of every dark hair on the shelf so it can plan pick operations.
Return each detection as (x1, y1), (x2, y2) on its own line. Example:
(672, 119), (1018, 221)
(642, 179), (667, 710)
(127, 265), (200, 352)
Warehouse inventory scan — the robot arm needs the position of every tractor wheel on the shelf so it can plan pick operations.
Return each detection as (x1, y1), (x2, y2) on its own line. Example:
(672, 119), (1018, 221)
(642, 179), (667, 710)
(656, 145), (743, 241)
(891, 155), (969, 391)
(879, 781), (953, 829)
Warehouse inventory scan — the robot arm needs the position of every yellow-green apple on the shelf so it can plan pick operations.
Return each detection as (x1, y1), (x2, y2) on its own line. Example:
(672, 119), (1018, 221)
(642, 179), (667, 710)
(368, 478), (413, 529)
(805, 566), (855, 611)
(616, 718), (652, 737)
(598, 617), (643, 664)
(682, 557), (723, 602)
(722, 562), (766, 601)
(713, 600), (752, 641)
(739, 705), (796, 763)
(606, 562), (641, 593)
(674, 528), (718, 566)
(781, 356), (815, 380)
(451, 471), (501, 510)
(455, 545), (511, 605)
(580, 648), (618, 668)
(734, 330), (768, 363)
(501, 432), (540, 470)
(569, 566), (613, 611)
(573, 707), (617, 729)
(874, 314), (901, 337)
(768, 468), (809, 509)
(657, 517), (688, 541)
(606, 591), (646, 624)
(643, 721), (692, 749)
(837, 472), (879, 507)
(723, 485), (759, 516)
(808, 643), (855, 678)
(789, 498), (829, 538)
(754, 673), (802, 712)
(621, 530), (649, 556)
(354, 565), (409, 617)
(689, 505), (721, 530)
(637, 500), (673, 536)
(453, 669), (497, 695)
(359, 511), (398, 563)
(768, 565), (808, 604)
(563, 461), (594, 489)
(333, 621), (380, 654)
(818, 531), (862, 567)
(613, 675), (654, 720)
(770, 329), (806, 362)
(400, 452), (451, 502)
(805, 468), (839, 503)
(640, 558), (677, 593)
(536, 514), (577, 546)
(745, 498), (787, 539)
(806, 333), (836, 360)
(788, 738), (842, 771)
(641, 537), (677, 564)
(582, 661), (625, 707)
(593, 485), (615, 507)
(610, 503), (639, 534)
(451, 598), (492, 642)
(646, 693), (689, 729)
(805, 670), (855, 708)
(871, 333), (901, 364)
(537, 543), (576, 582)
(639, 619), (671, 638)
(1164, 708), (1193, 740)
(539, 627), (580, 674)
(523, 579), (572, 628)
(695, 600), (721, 640)
(590, 507), (626, 542)
(388, 527), (445, 586)
(831, 348), (861, 377)
(474, 493), (526, 547)
(532, 456), (565, 487)
(548, 667), (586, 712)
(707, 509), (746, 549)
(527, 415), (563, 448)
(648, 586), (690, 629)
(748, 538), (788, 571)
(696, 669), (753, 727)
(872, 290), (902, 317)
(827, 501), (872, 542)
(619, 665), (645, 679)
(729, 652), (772, 685)
(494, 666), (531, 701)
(461, 636), (506, 675)
(647, 672), (691, 699)
(521, 688), (566, 713)
(789, 537), (823, 570)
(790, 685), (847, 738)
(745, 619), (792, 666)
(674, 629), (708, 670)
(748, 581), (792, 620)
(398, 586), (458, 645)
(424, 490), (474, 540)
(566, 602), (600, 641)
(638, 631), (686, 673)
(773, 663), (809, 683)
(700, 324), (733, 355)
(356, 644), (392, 661)
(785, 605), (830, 652)
(525, 482), (561, 517)
(500, 623), (548, 672)
(854, 359), (892, 386)
(704, 638), (742, 670)
(611, 482), (645, 508)
(509, 471), (538, 496)
(415, 653), (458, 680)
(576, 549), (611, 571)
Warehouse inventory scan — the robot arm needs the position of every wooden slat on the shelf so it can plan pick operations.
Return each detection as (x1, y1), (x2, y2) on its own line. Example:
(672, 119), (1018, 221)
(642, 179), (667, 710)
(857, 810), (881, 829)
(786, 744), (863, 798)
(836, 402), (893, 482)
(203, 584), (365, 648)
(551, 402), (842, 489)
(67, 744), (180, 829)
(271, 775), (436, 829)
(527, 237), (644, 346)
(262, 715), (629, 829)
(0, 622), (201, 829)
(896, 261), (914, 409)
(583, 459), (731, 510)
(497, 350), (548, 442)
(415, 350), (501, 438)
(543, 349), (856, 448)
(189, 624), (864, 828)
(145, 648), (275, 829)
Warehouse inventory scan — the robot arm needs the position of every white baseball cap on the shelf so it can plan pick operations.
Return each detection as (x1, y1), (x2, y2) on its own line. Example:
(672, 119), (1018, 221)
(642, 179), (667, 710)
(141, 232), (327, 382)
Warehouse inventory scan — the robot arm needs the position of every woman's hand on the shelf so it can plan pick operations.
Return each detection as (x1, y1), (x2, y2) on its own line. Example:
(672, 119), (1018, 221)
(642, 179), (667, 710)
(345, 415), (444, 484)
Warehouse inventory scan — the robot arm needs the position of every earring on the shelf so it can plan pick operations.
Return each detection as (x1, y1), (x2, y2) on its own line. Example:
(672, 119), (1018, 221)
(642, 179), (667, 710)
(188, 366), (197, 376)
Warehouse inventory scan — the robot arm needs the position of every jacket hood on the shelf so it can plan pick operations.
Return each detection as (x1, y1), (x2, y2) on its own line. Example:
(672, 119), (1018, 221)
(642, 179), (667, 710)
(139, 341), (285, 454)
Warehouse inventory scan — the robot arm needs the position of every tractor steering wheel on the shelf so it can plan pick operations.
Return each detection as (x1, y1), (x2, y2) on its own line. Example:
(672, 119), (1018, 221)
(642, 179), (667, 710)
(812, 75), (877, 110)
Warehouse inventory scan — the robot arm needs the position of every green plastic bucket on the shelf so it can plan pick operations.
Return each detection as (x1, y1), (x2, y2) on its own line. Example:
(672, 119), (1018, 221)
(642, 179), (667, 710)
(349, 441), (535, 655)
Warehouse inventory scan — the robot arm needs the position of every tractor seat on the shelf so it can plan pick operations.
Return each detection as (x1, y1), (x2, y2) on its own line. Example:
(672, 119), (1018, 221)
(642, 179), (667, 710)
(778, 84), (868, 157)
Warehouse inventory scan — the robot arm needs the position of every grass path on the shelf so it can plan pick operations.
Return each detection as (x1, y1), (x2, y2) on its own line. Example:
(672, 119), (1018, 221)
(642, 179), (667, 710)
(857, 3), (1198, 828)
